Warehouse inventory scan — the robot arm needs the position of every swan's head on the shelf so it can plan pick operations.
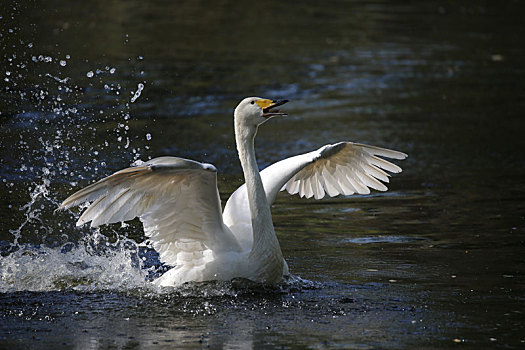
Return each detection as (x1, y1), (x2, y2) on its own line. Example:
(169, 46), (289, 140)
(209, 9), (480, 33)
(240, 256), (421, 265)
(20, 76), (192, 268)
(234, 97), (288, 128)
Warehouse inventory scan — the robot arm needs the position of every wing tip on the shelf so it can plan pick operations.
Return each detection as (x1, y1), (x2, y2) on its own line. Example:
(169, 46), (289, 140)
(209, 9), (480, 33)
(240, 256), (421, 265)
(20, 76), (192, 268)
(56, 196), (81, 212)
(392, 164), (404, 173)
(393, 151), (408, 160)
(354, 142), (408, 160)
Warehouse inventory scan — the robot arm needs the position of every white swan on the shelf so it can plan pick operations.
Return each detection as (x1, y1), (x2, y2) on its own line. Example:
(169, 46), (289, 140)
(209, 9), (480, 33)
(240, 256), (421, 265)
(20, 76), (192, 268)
(59, 97), (407, 286)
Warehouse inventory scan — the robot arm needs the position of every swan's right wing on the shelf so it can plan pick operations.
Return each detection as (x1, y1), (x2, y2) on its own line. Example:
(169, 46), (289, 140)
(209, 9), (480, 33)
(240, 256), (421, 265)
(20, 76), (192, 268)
(59, 156), (241, 266)
(223, 142), (406, 229)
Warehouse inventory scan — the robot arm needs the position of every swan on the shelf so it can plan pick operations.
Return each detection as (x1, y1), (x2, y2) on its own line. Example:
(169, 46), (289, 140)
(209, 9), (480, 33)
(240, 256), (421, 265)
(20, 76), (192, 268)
(58, 97), (407, 286)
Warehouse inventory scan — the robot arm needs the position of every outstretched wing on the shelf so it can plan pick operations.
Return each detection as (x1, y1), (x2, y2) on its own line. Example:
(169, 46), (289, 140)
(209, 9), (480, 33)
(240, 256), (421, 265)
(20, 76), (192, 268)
(223, 142), (406, 230)
(59, 157), (241, 266)
(278, 142), (407, 199)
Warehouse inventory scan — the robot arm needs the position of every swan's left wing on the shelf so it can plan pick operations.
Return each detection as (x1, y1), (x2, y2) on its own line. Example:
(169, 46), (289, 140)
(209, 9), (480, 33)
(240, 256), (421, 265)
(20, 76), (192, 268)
(223, 142), (406, 229)
(59, 157), (240, 266)
(277, 142), (407, 200)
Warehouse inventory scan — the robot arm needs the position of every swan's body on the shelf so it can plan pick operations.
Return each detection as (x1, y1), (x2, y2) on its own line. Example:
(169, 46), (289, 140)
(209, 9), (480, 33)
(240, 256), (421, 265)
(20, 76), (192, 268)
(59, 97), (407, 286)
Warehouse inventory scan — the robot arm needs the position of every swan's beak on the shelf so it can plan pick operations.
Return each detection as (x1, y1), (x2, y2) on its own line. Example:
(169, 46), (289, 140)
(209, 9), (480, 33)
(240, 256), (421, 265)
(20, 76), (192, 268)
(257, 99), (289, 118)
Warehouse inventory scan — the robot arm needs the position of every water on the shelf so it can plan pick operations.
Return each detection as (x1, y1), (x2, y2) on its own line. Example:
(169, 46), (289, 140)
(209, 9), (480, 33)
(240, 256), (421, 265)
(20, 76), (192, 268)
(2, 0), (525, 348)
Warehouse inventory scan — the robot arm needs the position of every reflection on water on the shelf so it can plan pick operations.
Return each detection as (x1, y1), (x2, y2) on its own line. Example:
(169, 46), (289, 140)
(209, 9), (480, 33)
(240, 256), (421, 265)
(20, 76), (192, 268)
(2, 0), (525, 348)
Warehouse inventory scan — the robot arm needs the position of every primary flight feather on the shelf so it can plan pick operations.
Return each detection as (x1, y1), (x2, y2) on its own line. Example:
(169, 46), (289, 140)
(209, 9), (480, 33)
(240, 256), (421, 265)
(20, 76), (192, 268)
(59, 98), (407, 286)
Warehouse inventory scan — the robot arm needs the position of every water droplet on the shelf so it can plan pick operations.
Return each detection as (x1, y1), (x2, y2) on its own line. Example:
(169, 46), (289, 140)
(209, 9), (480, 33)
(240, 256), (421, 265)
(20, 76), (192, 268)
(65, 54), (70, 59)
(86, 71), (94, 78)
(110, 68), (116, 74)
(146, 133), (152, 141)
(59, 60), (66, 67)
(130, 83), (144, 103)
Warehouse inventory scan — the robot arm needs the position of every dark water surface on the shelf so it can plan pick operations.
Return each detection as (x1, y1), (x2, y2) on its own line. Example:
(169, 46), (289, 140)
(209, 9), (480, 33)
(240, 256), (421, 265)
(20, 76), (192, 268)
(2, 0), (525, 348)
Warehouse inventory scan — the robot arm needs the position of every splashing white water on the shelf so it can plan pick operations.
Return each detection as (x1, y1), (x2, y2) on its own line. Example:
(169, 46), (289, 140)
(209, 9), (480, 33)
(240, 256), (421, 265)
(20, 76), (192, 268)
(0, 242), (155, 293)
(1, 41), (159, 293)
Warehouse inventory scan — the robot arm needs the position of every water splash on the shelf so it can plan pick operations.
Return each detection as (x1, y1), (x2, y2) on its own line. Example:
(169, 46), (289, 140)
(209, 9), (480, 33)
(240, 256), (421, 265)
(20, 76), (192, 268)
(8, 170), (52, 246)
(1, 22), (158, 294)
(0, 241), (154, 293)
(130, 82), (144, 103)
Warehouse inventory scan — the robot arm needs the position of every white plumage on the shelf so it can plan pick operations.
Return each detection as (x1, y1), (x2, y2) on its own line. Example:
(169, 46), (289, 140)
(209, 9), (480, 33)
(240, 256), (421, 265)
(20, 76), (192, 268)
(59, 97), (407, 286)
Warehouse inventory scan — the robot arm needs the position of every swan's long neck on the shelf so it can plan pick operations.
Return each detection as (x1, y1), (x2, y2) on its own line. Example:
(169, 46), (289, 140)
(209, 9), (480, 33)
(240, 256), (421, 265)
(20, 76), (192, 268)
(235, 121), (283, 282)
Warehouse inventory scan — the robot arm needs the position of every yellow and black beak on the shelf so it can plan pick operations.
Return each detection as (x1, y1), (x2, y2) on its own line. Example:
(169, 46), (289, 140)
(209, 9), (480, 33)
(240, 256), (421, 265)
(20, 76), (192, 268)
(255, 99), (289, 118)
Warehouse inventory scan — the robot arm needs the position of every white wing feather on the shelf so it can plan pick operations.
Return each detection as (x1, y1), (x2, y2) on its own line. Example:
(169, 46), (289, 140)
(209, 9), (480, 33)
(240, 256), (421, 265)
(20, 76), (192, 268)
(59, 157), (241, 267)
(223, 142), (407, 235)
(281, 142), (406, 199)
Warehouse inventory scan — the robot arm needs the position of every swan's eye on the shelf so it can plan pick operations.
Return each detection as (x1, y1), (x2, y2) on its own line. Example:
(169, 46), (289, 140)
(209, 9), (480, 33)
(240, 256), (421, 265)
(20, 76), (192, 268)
(250, 100), (255, 105)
